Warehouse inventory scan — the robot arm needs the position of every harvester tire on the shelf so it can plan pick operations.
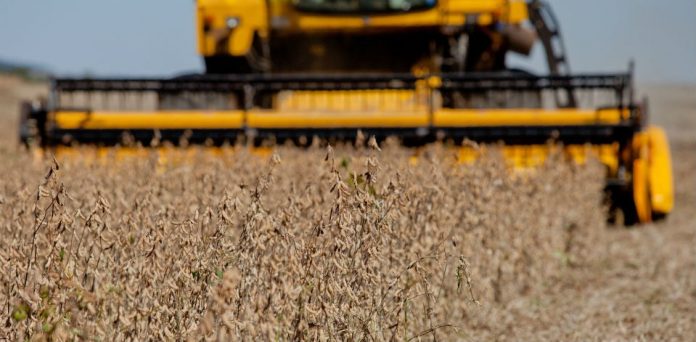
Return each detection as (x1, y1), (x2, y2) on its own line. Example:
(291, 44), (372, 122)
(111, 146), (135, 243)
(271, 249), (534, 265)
(609, 189), (640, 227)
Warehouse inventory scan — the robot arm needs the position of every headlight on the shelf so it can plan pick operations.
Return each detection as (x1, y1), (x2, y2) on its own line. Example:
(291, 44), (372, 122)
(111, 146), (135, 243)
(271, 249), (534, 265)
(226, 17), (241, 29)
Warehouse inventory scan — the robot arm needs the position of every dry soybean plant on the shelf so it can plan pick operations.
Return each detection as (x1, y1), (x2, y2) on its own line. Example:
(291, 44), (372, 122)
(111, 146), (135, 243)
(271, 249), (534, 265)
(0, 143), (606, 340)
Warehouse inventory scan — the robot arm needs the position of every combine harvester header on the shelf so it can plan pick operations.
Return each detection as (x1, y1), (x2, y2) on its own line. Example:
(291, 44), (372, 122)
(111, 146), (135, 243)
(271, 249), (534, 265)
(19, 0), (673, 224)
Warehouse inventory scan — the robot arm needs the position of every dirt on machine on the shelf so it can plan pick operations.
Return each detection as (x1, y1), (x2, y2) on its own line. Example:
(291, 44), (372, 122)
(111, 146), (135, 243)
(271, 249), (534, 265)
(18, 0), (673, 224)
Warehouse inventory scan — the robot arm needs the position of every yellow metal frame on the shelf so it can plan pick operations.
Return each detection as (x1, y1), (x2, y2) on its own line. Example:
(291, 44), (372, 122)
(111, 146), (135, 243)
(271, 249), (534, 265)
(51, 106), (626, 185)
(54, 111), (245, 130)
(434, 108), (627, 127)
(455, 144), (620, 171)
(246, 110), (429, 128)
(197, 0), (268, 57)
(197, 0), (530, 57)
(645, 126), (674, 215)
(632, 132), (652, 223)
(629, 126), (674, 223)
(53, 108), (627, 131)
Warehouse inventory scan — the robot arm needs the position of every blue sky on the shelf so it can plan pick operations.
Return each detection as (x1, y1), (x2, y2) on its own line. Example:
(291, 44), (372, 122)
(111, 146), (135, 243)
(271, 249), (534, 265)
(1, 0), (694, 83)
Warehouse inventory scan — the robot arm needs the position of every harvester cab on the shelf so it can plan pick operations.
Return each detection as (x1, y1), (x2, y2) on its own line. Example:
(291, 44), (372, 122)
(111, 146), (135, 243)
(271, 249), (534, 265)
(19, 0), (674, 224)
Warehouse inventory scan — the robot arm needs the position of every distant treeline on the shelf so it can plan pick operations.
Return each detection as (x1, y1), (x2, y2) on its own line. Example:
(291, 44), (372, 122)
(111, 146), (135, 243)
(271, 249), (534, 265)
(0, 58), (50, 81)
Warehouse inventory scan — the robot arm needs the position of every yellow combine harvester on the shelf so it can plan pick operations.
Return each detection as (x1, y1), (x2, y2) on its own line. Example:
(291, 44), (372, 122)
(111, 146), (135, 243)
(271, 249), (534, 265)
(19, 0), (673, 224)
